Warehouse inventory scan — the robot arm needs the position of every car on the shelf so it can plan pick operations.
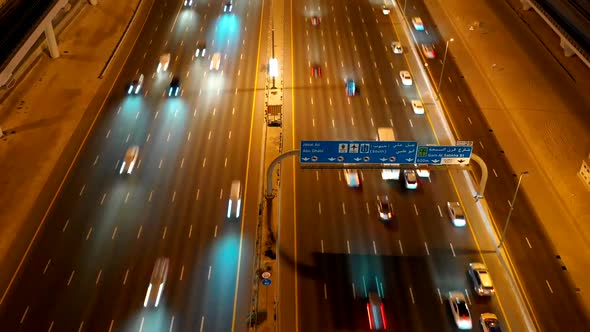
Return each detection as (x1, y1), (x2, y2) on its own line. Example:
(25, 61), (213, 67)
(415, 166), (430, 178)
(227, 180), (242, 218)
(195, 41), (206, 57)
(381, 6), (390, 15)
(344, 169), (361, 188)
(144, 257), (169, 307)
(157, 53), (170, 72)
(311, 16), (320, 26)
(469, 262), (495, 296)
(391, 41), (403, 54)
(120, 146), (139, 174)
(311, 65), (322, 78)
(184, 0), (193, 7)
(412, 17), (424, 31)
(421, 44), (436, 58)
(168, 77), (181, 97)
(367, 292), (387, 330)
(210, 52), (221, 70)
(377, 195), (393, 221)
(449, 291), (472, 330)
(411, 99), (424, 114)
(346, 80), (356, 96)
(447, 201), (466, 227)
(480, 313), (502, 332)
(223, 1), (233, 12)
(399, 71), (412, 85)
(127, 73), (144, 95)
(403, 169), (418, 189)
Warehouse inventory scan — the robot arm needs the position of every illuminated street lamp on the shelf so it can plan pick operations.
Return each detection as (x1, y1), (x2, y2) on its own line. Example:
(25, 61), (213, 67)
(498, 171), (529, 249)
(269, 58), (279, 89)
(437, 38), (454, 92)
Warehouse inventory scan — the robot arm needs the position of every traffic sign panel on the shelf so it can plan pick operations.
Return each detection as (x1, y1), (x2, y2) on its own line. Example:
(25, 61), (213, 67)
(300, 140), (418, 164)
(415, 145), (473, 165)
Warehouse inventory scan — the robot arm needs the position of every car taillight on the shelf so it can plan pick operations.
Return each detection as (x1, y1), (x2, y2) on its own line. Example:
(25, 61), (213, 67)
(367, 303), (374, 329)
(380, 303), (387, 329)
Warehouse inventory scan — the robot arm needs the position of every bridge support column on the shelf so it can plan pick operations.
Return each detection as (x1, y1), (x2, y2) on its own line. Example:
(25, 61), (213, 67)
(520, 0), (531, 11)
(560, 37), (575, 57)
(44, 23), (60, 59)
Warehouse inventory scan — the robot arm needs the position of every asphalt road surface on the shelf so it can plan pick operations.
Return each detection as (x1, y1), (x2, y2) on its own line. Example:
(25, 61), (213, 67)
(0, 1), (265, 331)
(278, 0), (521, 331)
(404, 0), (590, 330)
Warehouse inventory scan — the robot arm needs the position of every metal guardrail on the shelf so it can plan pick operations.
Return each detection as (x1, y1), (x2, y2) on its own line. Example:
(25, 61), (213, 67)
(525, 0), (590, 68)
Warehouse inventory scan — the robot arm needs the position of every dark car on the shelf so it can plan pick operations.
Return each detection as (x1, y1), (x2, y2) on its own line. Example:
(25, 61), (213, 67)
(168, 77), (181, 97)
(195, 41), (206, 57)
(311, 16), (320, 26)
(346, 80), (356, 96)
(223, 1), (233, 12)
(311, 66), (322, 78)
(127, 74), (144, 95)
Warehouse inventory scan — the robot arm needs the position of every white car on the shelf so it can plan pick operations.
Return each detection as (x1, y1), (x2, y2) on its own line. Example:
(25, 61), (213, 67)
(447, 201), (466, 227)
(120, 146), (139, 174)
(449, 291), (472, 330)
(195, 41), (206, 57)
(344, 169), (361, 188)
(469, 262), (495, 296)
(157, 53), (170, 73)
(411, 100), (424, 114)
(391, 41), (403, 54)
(480, 313), (502, 332)
(184, 0), (193, 7)
(404, 169), (418, 189)
(412, 17), (424, 31)
(223, 1), (233, 12)
(399, 70), (412, 85)
(381, 6), (390, 15)
(415, 166), (430, 178)
(227, 180), (242, 218)
(210, 52), (221, 70)
(144, 257), (169, 307)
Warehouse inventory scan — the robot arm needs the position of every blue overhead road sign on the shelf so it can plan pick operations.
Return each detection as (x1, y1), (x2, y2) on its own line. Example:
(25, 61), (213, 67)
(300, 140), (418, 164)
(415, 145), (473, 165)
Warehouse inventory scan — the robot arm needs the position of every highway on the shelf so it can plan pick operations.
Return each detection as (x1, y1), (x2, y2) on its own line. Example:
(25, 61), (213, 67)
(0, 0), (265, 331)
(279, 0), (520, 331)
(404, 0), (590, 330)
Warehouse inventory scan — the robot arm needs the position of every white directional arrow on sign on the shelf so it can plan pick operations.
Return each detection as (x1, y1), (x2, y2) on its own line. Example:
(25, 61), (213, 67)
(354, 158), (362, 161)
(406, 158), (413, 162)
(328, 157), (336, 161)
(380, 158), (387, 161)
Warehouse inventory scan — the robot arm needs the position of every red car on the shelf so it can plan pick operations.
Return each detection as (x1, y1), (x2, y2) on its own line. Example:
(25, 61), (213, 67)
(311, 16), (320, 26)
(311, 66), (322, 78)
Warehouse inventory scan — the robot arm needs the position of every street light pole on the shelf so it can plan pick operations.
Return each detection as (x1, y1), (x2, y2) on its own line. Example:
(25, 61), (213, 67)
(437, 38), (454, 92)
(403, 0), (408, 15)
(498, 171), (529, 248)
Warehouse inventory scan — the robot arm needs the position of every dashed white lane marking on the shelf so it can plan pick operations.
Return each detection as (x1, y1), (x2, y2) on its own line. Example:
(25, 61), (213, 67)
(67, 270), (75, 286)
(162, 226), (167, 239)
(137, 225), (142, 239)
(208, 266), (212, 280)
(123, 269), (129, 285)
(196, 189), (200, 201)
(100, 193), (107, 205)
(413, 204), (419, 215)
(202, 158), (207, 168)
(20, 306), (29, 324)
(437, 205), (443, 217)
(450, 242), (456, 257)
(525, 237), (532, 248)
(347, 240), (351, 254)
(169, 316), (175, 332)
(199, 316), (205, 332)
(49, 320), (55, 331)
(139, 317), (145, 332)
(493, 168), (498, 177)
(43, 259), (51, 274)
(172, 191), (176, 202)
(342, 202), (346, 215)
(457, 95), (462, 103)
(149, 191), (153, 202)
(318, 202), (322, 215)
(321, 240), (325, 253)
(546, 280), (553, 293)
(96, 269), (102, 284)
(467, 116), (472, 124)
(373, 241), (377, 255)
(424, 242), (430, 255)
(86, 228), (92, 240)
(105, 130), (110, 139)
(62, 219), (69, 232)
(324, 283), (328, 299)
(112, 227), (118, 240)
(437, 288), (443, 304)
(79, 185), (85, 196)
(93, 155), (99, 166)
(409, 287), (415, 304)
(399, 240), (404, 255)
(214, 225), (218, 238)
(352, 283), (356, 299)
(108, 320), (114, 332)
